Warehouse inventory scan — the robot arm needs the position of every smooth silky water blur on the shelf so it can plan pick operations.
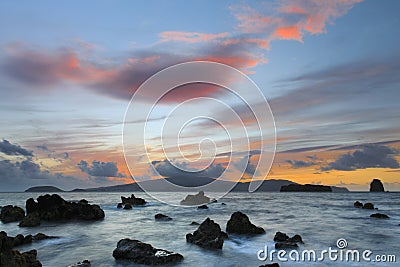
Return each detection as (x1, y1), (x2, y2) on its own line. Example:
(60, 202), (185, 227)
(1, 192), (399, 266)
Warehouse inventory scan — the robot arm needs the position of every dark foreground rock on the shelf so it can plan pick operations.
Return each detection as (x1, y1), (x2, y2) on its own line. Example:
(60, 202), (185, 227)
(280, 184), (332, 192)
(0, 231), (42, 267)
(362, 202), (375, 210)
(370, 213), (389, 219)
(121, 194), (146, 206)
(197, 205), (208, 209)
(7, 232), (56, 247)
(370, 179), (385, 192)
(123, 203), (132, 210)
(113, 238), (183, 265)
(154, 213), (172, 221)
(354, 201), (363, 208)
(67, 259), (91, 267)
(19, 212), (41, 227)
(186, 218), (225, 249)
(23, 194), (104, 224)
(0, 205), (25, 223)
(273, 231), (303, 249)
(226, 211), (265, 235)
(180, 191), (210, 206)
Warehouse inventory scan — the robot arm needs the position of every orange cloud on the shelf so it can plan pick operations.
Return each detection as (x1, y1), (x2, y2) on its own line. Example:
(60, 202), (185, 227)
(273, 25), (302, 41)
(232, 0), (363, 42)
(159, 31), (230, 43)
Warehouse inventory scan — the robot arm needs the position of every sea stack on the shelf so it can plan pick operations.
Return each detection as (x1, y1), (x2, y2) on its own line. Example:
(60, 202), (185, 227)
(370, 179), (385, 192)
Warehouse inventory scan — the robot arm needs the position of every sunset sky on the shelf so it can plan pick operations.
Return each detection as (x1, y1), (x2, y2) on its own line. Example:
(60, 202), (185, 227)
(1, 0), (399, 192)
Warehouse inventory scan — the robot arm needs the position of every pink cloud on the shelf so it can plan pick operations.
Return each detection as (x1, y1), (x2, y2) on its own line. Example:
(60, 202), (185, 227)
(232, 0), (363, 42)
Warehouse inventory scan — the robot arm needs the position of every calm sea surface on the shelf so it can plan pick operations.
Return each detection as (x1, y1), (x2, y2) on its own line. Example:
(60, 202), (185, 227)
(0, 192), (399, 266)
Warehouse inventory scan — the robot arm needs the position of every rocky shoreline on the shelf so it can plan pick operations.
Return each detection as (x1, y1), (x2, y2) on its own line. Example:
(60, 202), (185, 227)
(0, 189), (396, 266)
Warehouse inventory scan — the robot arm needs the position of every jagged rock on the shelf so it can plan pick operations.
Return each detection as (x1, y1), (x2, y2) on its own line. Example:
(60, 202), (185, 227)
(287, 234), (304, 244)
(117, 203), (123, 209)
(32, 233), (56, 241)
(12, 234), (32, 247)
(0, 231), (42, 267)
(23, 194), (104, 224)
(3, 232), (56, 248)
(273, 231), (303, 249)
(19, 212), (41, 227)
(121, 194), (146, 206)
(370, 213), (389, 219)
(67, 259), (91, 267)
(273, 232), (289, 242)
(354, 201), (363, 208)
(180, 191), (210, 206)
(186, 218), (225, 249)
(0, 205), (25, 223)
(78, 199), (89, 205)
(226, 211), (265, 235)
(123, 203), (132, 210)
(370, 179), (385, 192)
(362, 203), (375, 210)
(154, 214), (172, 221)
(112, 238), (183, 265)
(197, 205), (208, 209)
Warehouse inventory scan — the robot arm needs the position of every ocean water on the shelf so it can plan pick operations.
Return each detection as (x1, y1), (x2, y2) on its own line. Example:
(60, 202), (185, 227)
(0, 192), (399, 267)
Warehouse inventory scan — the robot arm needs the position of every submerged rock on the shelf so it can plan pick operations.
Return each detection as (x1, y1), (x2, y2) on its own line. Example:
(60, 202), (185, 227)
(0, 205), (25, 223)
(67, 259), (91, 267)
(112, 238), (183, 265)
(190, 221), (200, 225)
(4, 232), (57, 248)
(370, 213), (389, 219)
(154, 213), (172, 221)
(273, 231), (303, 249)
(186, 218), (225, 249)
(362, 203), (375, 210)
(180, 191), (210, 206)
(0, 231), (42, 267)
(123, 203), (132, 210)
(22, 194), (104, 225)
(354, 201), (363, 208)
(121, 194), (146, 206)
(226, 211), (265, 235)
(197, 205), (208, 209)
(370, 179), (385, 192)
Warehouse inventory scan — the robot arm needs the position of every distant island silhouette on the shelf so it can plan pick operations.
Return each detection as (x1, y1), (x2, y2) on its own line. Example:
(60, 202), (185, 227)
(24, 179), (349, 193)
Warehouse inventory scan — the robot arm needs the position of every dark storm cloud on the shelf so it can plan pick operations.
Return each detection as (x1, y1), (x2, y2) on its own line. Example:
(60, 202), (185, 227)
(152, 159), (225, 178)
(77, 160), (126, 177)
(232, 155), (259, 176)
(322, 144), (399, 171)
(0, 139), (33, 157)
(286, 159), (317, 168)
